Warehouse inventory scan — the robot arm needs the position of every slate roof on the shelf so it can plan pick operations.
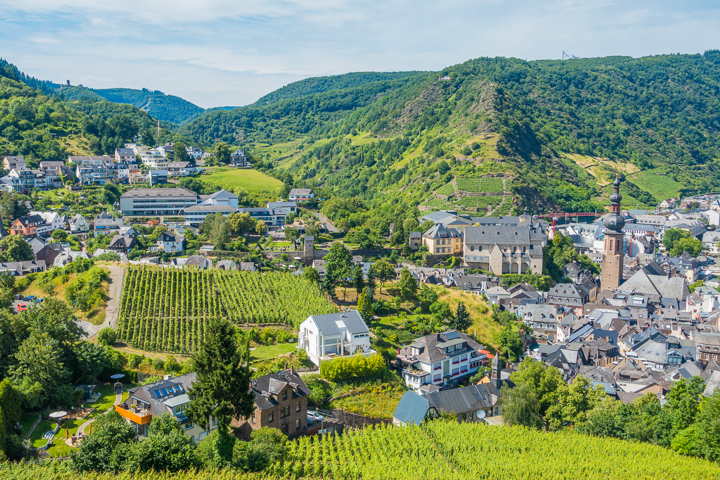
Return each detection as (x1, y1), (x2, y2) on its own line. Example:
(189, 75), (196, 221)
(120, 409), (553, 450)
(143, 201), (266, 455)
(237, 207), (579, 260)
(398, 330), (483, 365)
(127, 372), (196, 418)
(464, 224), (545, 246)
(309, 310), (369, 337)
(109, 235), (137, 250)
(393, 391), (430, 426)
(186, 255), (212, 268)
(425, 383), (501, 415)
(250, 369), (310, 411)
(121, 188), (197, 198)
(289, 188), (313, 196)
(423, 224), (462, 240)
(703, 371), (720, 398)
(618, 268), (689, 300)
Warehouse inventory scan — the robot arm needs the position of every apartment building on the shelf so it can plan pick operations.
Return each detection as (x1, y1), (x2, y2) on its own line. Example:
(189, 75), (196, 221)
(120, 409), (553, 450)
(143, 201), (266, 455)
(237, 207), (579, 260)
(120, 188), (199, 216)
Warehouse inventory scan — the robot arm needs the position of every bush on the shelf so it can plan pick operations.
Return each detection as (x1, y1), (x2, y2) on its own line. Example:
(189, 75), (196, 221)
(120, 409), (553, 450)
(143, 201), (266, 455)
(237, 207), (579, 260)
(152, 358), (165, 371)
(97, 327), (117, 346)
(304, 374), (332, 405)
(320, 354), (386, 383)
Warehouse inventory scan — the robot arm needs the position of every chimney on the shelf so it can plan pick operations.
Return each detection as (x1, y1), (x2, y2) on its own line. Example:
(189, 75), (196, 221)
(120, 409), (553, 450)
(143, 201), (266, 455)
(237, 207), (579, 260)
(249, 381), (253, 390)
(291, 365), (295, 375)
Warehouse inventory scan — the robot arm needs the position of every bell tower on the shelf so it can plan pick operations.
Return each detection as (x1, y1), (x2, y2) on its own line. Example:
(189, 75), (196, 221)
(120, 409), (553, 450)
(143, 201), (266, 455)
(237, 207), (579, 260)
(601, 177), (625, 291)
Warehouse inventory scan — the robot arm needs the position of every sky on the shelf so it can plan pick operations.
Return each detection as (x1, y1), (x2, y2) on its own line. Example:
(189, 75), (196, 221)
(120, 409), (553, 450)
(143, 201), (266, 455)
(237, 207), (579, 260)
(1, 0), (719, 108)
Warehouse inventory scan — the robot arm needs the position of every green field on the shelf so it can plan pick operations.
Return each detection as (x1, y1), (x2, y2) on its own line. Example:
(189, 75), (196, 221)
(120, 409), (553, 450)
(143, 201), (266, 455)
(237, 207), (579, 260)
(629, 169), (682, 200)
(249, 342), (297, 362)
(203, 167), (283, 198)
(436, 183), (455, 195)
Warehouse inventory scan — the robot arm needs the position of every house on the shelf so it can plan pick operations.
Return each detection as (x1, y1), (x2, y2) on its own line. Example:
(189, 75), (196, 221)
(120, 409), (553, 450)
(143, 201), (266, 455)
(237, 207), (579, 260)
(216, 260), (237, 271)
(30, 238), (62, 266)
(397, 330), (486, 391)
(148, 170), (169, 185)
(517, 304), (562, 342)
(298, 310), (373, 366)
(702, 231), (720, 255)
(547, 283), (589, 315)
(266, 201), (297, 216)
(108, 235), (138, 253)
(694, 333), (720, 365)
(115, 147), (136, 163)
(658, 198), (678, 210)
(240, 262), (256, 272)
(10, 215), (47, 238)
(231, 368), (310, 440)
(69, 214), (90, 233)
(0, 260), (46, 276)
(53, 250), (90, 268)
(156, 232), (186, 253)
(2, 156), (26, 171)
(186, 255), (212, 269)
(230, 148), (252, 168)
(463, 222), (546, 275)
(422, 224), (463, 256)
(116, 373), (218, 442)
(94, 211), (123, 233)
(618, 265), (690, 301)
(409, 231), (421, 250)
(6, 167), (38, 191)
(288, 188), (314, 202)
(38, 161), (67, 188)
(120, 188), (199, 216)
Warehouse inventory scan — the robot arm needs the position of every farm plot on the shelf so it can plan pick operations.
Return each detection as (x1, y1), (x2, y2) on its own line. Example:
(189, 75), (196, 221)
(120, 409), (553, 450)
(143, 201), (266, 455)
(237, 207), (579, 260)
(117, 266), (337, 353)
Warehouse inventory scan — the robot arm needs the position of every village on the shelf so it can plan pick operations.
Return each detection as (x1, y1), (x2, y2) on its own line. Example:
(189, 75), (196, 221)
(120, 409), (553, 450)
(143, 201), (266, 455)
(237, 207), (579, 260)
(0, 146), (718, 463)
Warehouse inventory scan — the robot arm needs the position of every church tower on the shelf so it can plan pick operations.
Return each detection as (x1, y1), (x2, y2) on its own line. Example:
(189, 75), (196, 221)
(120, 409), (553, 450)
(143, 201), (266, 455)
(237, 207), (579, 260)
(491, 354), (502, 390)
(601, 177), (625, 291)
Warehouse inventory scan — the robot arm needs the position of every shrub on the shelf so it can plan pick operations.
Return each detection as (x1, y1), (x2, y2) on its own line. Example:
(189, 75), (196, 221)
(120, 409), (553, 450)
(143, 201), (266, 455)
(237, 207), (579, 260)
(97, 327), (117, 346)
(320, 354), (386, 383)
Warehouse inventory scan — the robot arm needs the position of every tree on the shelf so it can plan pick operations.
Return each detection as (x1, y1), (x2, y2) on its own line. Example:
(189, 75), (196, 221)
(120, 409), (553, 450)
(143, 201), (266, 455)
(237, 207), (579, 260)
(202, 213), (231, 246)
(0, 236), (33, 262)
(357, 287), (374, 322)
(229, 212), (257, 235)
(545, 376), (606, 431)
(303, 266), (320, 283)
(0, 379), (22, 454)
(70, 410), (137, 472)
(97, 327), (117, 346)
(141, 128), (156, 146)
(186, 319), (255, 452)
(670, 236), (703, 257)
(51, 229), (68, 242)
(352, 264), (365, 294)
(284, 227), (300, 242)
(164, 355), (180, 374)
(255, 220), (267, 236)
(323, 242), (353, 294)
(174, 142), (190, 163)
(498, 326), (523, 362)
(450, 302), (471, 331)
(235, 427), (289, 472)
(10, 332), (71, 407)
(429, 301), (452, 323)
(420, 220), (434, 233)
(124, 413), (200, 472)
(397, 267), (417, 301)
(214, 142), (231, 164)
(0, 192), (29, 226)
(663, 228), (691, 250)
(508, 358), (564, 418)
(373, 259), (396, 294)
(70, 341), (110, 385)
(417, 284), (438, 311)
(501, 383), (542, 428)
(695, 390), (720, 461)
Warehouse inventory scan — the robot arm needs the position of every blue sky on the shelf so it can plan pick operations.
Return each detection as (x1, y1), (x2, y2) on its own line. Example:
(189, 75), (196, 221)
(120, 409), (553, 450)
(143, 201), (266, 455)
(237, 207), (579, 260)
(1, 0), (719, 108)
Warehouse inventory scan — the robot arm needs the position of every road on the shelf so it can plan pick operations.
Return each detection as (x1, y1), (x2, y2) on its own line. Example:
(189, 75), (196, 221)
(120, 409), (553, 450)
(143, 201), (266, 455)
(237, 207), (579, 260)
(79, 265), (126, 338)
(309, 211), (340, 233)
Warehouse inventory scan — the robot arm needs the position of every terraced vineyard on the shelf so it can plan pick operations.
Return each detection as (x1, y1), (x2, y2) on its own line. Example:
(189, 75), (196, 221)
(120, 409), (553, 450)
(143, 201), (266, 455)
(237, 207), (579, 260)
(286, 422), (720, 479)
(117, 266), (337, 353)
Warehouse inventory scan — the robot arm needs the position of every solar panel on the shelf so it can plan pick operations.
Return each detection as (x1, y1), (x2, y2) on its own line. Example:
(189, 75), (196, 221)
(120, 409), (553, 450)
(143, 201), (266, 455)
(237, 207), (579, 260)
(444, 331), (460, 340)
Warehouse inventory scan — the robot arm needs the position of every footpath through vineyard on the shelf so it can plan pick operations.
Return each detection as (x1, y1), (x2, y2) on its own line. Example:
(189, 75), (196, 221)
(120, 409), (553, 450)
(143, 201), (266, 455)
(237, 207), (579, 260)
(116, 266), (337, 354)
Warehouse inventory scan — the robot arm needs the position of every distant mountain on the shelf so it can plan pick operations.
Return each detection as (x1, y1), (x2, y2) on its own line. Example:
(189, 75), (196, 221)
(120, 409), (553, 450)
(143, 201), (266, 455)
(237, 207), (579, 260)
(181, 52), (720, 213)
(0, 58), (205, 124)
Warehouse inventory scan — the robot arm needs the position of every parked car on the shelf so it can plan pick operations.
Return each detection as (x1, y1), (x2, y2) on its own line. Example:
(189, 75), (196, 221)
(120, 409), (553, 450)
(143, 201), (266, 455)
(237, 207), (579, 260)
(24, 295), (35, 301)
(307, 411), (324, 423)
(17, 303), (27, 312)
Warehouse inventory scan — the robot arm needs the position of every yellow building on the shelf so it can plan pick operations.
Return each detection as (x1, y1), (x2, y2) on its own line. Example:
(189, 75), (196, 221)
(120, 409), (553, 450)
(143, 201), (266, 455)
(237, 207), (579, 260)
(422, 224), (463, 256)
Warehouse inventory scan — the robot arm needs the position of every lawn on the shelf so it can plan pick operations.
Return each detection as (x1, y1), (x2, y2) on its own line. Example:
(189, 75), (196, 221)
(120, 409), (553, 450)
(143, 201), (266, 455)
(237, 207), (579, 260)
(203, 167), (283, 198)
(250, 342), (298, 362)
(85, 384), (118, 418)
(19, 413), (38, 438)
(29, 420), (55, 448)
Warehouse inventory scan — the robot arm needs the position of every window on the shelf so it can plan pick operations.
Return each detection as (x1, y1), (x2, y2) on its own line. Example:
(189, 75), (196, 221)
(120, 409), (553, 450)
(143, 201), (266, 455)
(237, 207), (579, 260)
(434, 375), (441, 382)
(185, 420), (194, 430)
(282, 390), (287, 401)
(251, 414), (255, 424)
(434, 364), (441, 371)
(295, 419), (301, 430)
(296, 402), (301, 413)
(452, 368), (459, 376)
(468, 412), (473, 420)
(460, 355), (467, 362)
(268, 412), (274, 423)
(452, 357), (460, 365)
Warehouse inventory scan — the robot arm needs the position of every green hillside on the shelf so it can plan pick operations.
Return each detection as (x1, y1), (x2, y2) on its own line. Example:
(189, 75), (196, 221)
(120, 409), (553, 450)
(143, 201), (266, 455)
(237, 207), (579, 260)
(182, 52), (720, 215)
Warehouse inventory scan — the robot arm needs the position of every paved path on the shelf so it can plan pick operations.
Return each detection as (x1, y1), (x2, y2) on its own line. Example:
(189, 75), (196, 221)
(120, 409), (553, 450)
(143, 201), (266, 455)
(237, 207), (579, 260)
(79, 265), (126, 338)
(309, 211), (339, 233)
(77, 391), (123, 436)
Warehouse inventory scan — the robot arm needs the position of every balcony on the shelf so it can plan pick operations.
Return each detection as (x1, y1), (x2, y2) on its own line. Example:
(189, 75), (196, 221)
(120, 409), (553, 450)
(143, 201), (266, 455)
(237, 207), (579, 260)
(115, 404), (152, 425)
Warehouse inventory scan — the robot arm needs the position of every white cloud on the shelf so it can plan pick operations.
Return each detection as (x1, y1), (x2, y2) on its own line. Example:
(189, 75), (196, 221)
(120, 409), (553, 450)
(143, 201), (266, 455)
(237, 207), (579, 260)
(1, 1), (719, 107)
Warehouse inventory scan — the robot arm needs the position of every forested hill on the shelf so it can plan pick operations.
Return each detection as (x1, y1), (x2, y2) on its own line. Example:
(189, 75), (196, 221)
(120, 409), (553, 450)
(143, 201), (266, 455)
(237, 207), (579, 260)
(254, 71), (424, 105)
(0, 59), (204, 124)
(181, 51), (720, 214)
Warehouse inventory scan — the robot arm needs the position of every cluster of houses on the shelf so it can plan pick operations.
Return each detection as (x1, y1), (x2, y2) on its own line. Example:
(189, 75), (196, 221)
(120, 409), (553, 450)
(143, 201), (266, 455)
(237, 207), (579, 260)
(0, 146), (254, 192)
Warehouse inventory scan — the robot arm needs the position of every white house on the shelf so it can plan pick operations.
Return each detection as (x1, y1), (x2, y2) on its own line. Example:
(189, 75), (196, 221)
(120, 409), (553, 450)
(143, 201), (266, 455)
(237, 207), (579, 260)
(397, 330), (486, 391)
(69, 214), (90, 233)
(94, 211), (124, 233)
(298, 310), (373, 366)
(156, 231), (186, 253)
(30, 211), (65, 231)
(288, 188), (314, 202)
